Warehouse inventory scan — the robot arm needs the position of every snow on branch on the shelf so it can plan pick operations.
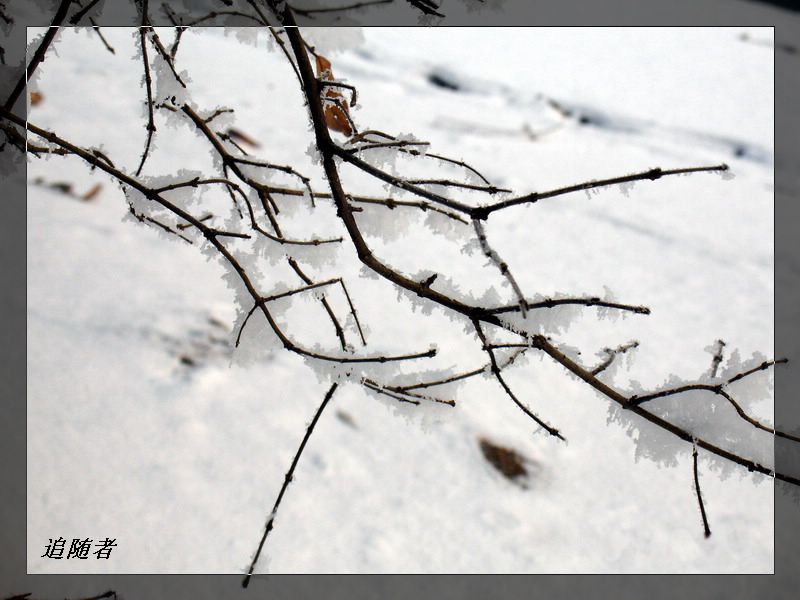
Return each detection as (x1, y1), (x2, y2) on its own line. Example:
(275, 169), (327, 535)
(6, 16), (789, 582)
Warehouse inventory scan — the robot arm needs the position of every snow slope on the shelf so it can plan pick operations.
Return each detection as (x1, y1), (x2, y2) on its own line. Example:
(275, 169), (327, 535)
(27, 26), (775, 574)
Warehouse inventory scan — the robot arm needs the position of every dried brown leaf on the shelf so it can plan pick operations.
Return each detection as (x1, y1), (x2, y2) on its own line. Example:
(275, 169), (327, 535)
(81, 183), (102, 201)
(314, 53), (353, 137)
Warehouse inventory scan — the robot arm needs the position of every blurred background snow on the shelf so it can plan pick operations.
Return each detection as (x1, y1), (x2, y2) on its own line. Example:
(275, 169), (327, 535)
(27, 27), (774, 574)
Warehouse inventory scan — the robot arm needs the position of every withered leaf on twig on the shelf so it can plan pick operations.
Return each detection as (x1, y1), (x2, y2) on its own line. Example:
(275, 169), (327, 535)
(315, 54), (353, 138)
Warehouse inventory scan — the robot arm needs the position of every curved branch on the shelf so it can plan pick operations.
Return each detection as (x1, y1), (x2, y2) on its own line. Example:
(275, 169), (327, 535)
(473, 320), (564, 440)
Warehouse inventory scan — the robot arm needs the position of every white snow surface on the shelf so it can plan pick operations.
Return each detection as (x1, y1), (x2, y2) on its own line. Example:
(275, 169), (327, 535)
(27, 27), (775, 574)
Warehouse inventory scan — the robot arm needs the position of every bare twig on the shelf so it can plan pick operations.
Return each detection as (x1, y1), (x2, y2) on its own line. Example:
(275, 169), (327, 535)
(692, 441), (712, 538)
(363, 377), (456, 406)
(290, 0), (392, 17)
(3, 0), (73, 112)
(134, 26), (156, 176)
(407, 0), (444, 17)
(708, 339), (726, 379)
(489, 297), (650, 316)
(287, 257), (349, 351)
(242, 382), (339, 588)
(473, 164), (731, 219)
(69, 0), (103, 24)
(146, 27), (187, 87)
(626, 360), (797, 442)
(473, 320), (564, 439)
(473, 218), (528, 318)
(89, 22), (116, 54)
(591, 340), (639, 376)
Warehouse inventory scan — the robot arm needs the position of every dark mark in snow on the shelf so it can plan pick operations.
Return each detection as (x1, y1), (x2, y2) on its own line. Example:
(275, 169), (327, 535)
(208, 316), (227, 329)
(479, 437), (533, 487)
(336, 410), (357, 429)
(428, 71), (460, 91)
(152, 311), (236, 374)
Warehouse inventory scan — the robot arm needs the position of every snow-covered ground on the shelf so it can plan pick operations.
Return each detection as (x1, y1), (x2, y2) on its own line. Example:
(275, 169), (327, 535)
(27, 27), (775, 574)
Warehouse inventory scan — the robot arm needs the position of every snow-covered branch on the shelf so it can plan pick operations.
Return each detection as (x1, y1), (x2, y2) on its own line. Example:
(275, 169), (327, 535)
(9, 16), (787, 580)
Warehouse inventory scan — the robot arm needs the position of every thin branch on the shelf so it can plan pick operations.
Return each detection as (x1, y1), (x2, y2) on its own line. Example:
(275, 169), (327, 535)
(349, 139), (429, 152)
(406, 178), (510, 195)
(395, 348), (528, 392)
(331, 143), (477, 216)
(134, 27), (156, 176)
(290, 0), (392, 17)
(728, 357), (788, 385)
(3, 0), (73, 111)
(349, 194), (469, 224)
(183, 9), (265, 26)
(362, 378), (455, 406)
(153, 176), (243, 195)
(406, 0), (445, 17)
(338, 277), (367, 346)
(89, 22), (116, 54)
(13, 110), (431, 366)
(348, 132), (492, 185)
(626, 371), (799, 442)
(265, 184), (469, 224)
(261, 278), (343, 303)
(422, 151), (492, 185)
(531, 335), (799, 485)
(473, 320), (565, 440)
(287, 257), (349, 351)
(69, 0), (103, 24)
(170, 26), (186, 60)
(321, 95), (359, 137)
(473, 164), (731, 219)
(180, 104), (320, 214)
(473, 218), (528, 318)
(591, 340), (639, 376)
(2, 122), (69, 156)
(692, 441), (712, 538)
(234, 303), (259, 348)
(244, 0), (276, 25)
(318, 80), (358, 106)
(268, 27), (303, 86)
(489, 297), (651, 316)
(203, 107), (234, 124)
(218, 130), (253, 156)
(174, 105), (337, 243)
(147, 27), (187, 88)
(232, 155), (317, 207)
(708, 339), (726, 379)
(242, 382), (339, 588)
(362, 379), (420, 405)
(161, 3), (182, 25)
(127, 202), (194, 244)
